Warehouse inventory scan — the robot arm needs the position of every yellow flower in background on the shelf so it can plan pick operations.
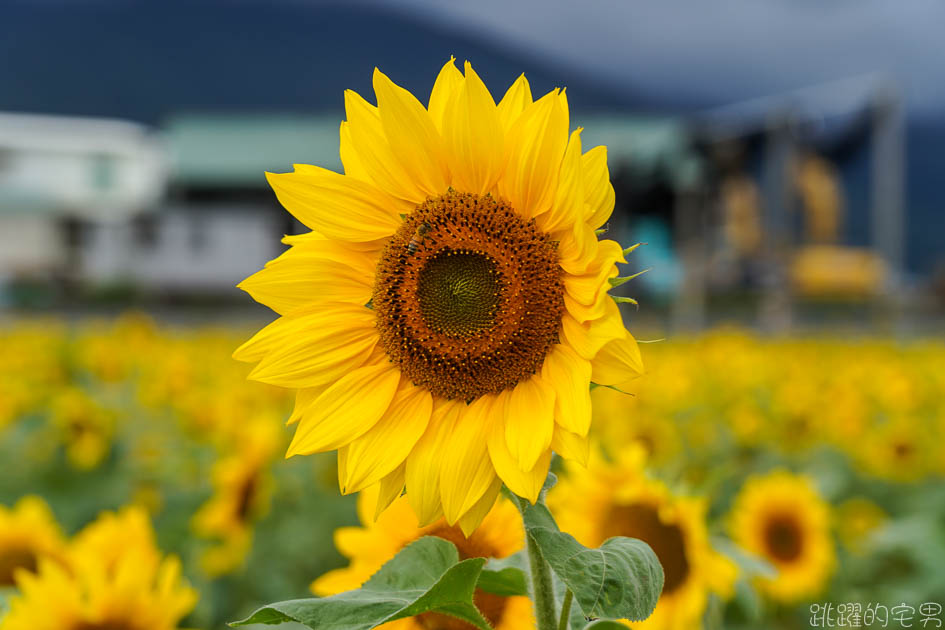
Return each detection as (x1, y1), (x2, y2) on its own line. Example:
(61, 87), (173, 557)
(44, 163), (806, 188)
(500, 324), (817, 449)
(1, 506), (197, 630)
(857, 416), (932, 483)
(313, 488), (533, 630)
(728, 470), (835, 603)
(235, 58), (644, 533)
(551, 447), (737, 630)
(591, 386), (680, 466)
(49, 386), (116, 470)
(192, 416), (282, 576)
(835, 497), (886, 553)
(0, 496), (68, 588)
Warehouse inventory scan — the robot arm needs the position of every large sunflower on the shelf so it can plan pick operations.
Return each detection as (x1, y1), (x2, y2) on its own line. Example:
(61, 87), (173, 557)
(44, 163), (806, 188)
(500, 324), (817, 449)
(1, 506), (197, 630)
(551, 446), (737, 630)
(728, 470), (835, 603)
(235, 59), (643, 532)
(312, 488), (533, 630)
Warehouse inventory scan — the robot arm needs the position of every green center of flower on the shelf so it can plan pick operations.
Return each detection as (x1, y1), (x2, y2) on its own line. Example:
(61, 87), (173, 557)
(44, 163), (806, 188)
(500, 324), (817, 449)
(417, 250), (501, 338)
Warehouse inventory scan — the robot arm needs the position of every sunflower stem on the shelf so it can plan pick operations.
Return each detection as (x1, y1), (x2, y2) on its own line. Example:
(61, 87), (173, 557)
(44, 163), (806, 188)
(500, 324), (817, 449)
(557, 589), (574, 630)
(524, 529), (558, 630)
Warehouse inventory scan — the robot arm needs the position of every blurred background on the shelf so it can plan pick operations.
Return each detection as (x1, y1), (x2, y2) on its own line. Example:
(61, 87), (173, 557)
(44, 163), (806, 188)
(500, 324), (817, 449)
(1, 1), (943, 629)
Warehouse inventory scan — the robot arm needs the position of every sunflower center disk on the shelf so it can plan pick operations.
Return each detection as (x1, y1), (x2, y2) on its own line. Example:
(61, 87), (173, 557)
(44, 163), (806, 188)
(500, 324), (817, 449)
(373, 190), (564, 401)
(764, 514), (804, 562)
(417, 251), (501, 337)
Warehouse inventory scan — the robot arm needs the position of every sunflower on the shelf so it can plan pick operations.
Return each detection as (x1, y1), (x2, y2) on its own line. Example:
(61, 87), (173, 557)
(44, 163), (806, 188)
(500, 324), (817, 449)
(590, 386), (680, 466)
(48, 386), (116, 470)
(835, 497), (886, 553)
(192, 415), (281, 576)
(728, 470), (835, 603)
(855, 416), (932, 483)
(551, 446), (737, 630)
(0, 506), (197, 630)
(312, 487), (533, 630)
(0, 496), (68, 588)
(234, 59), (643, 532)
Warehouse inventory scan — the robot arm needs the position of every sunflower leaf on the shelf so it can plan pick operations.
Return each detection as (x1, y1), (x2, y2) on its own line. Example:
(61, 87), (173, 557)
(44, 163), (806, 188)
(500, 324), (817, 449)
(515, 497), (663, 622)
(478, 552), (529, 596)
(230, 536), (491, 630)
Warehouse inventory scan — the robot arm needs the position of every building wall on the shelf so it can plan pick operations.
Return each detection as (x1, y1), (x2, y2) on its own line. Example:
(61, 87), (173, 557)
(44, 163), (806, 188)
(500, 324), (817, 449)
(0, 214), (65, 274)
(81, 204), (284, 294)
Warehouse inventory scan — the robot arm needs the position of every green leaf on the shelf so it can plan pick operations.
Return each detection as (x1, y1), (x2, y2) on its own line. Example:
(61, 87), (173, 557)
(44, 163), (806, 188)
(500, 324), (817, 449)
(608, 269), (650, 288)
(582, 621), (631, 629)
(478, 552), (529, 597)
(231, 537), (491, 630)
(515, 498), (663, 622)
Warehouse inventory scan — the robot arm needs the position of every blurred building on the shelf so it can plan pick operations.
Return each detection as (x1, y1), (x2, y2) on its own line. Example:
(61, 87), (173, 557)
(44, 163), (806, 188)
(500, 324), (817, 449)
(0, 112), (164, 287)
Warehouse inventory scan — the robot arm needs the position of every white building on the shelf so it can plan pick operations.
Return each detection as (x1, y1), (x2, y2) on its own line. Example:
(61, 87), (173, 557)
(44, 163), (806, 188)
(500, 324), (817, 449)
(0, 112), (165, 281)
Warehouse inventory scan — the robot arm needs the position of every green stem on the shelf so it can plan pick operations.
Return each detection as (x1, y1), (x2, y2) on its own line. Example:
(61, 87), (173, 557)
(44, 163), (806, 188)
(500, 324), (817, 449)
(557, 589), (574, 630)
(524, 530), (558, 630)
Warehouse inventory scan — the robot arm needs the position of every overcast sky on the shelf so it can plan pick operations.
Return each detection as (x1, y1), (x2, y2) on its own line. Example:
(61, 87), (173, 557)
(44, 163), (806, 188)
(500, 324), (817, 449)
(373, 0), (945, 117)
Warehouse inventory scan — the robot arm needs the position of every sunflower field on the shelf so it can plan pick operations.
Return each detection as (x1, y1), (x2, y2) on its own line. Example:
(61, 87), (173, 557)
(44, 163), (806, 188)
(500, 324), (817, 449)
(1, 315), (943, 629)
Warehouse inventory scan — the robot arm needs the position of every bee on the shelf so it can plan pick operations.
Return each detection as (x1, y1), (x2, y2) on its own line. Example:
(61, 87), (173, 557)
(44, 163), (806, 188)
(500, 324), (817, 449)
(407, 222), (432, 255)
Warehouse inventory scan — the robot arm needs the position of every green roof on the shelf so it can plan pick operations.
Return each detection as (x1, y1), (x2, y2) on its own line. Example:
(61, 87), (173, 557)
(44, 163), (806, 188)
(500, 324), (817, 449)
(164, 114), (343, 187)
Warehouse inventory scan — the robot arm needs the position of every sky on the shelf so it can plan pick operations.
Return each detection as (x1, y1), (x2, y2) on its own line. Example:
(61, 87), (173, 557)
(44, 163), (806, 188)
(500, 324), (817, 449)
(374, 0), (945, 118)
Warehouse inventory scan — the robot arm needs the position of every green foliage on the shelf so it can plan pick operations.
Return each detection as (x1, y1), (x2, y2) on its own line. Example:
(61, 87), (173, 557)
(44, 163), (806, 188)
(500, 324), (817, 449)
(478, 552), (529, 597)
(513, 483), (664, 623)
(232, 536), (492, 630)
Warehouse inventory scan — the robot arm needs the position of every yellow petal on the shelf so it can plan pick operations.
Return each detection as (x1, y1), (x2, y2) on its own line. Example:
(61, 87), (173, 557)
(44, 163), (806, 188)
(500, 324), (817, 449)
(551, 424), (589, 466)
(266, 166), (402, 241)
(497, 74), (533, 131)
(336, 446), (349, 494)
(457, 476), (503, 537)
(240, 304), (379, 389)
(563, 289), (610, 325)
(344, 89), (428, 203)
(582, 145), (615, 229)
(539, 128), (583, 234)
(374, 463), (406, 521)
(561, 299), (627, 360)
(373, 68), (449, 197)
(558, 89), (570, 125)
(339, 121), (370, 182)
(505, 375), (555, 470)
(487, 393), (552, 503)
(287, 385), (327, 426)
(444, 62), (504, 196)
(238, 239), (375, 314)
(405, 401), (459, 526)
(428, 56), (464, 133)
(285, 363), (400, 456)
(498, 90), (568, 219)
(342, 381), (433, 493)
(440, 395), (499, 524)
(591, 333), (644, 386)
(563, 239), (625, 307)
(540, 344), (592, 436)
(556, 221), (598, 275)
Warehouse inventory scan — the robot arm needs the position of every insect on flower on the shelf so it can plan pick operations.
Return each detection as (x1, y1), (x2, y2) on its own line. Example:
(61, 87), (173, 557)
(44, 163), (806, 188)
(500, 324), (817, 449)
(406, 221), (433, 255)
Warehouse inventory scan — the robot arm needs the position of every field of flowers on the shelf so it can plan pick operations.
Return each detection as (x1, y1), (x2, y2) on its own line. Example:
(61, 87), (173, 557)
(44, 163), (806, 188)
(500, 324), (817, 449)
(1, 315), (943, 629)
